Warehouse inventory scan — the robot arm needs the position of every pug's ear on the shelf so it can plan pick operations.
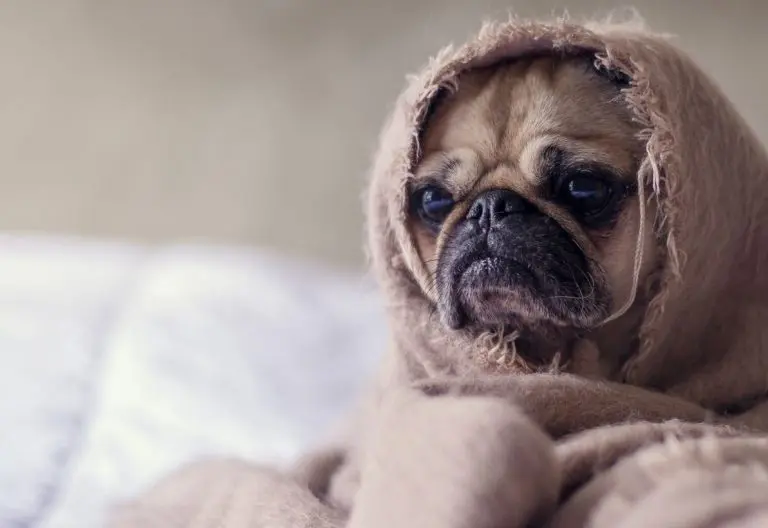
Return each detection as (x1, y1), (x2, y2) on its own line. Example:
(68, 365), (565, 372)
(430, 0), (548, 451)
(591, 57), (632, 87)
(418, 86), (452, 148)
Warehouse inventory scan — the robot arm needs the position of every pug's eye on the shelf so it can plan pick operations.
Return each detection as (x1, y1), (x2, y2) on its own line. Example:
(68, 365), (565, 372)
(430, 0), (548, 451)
(413, 185), (455, 227)
(556, 171), (619, 221)
(563, 176), (610, 210)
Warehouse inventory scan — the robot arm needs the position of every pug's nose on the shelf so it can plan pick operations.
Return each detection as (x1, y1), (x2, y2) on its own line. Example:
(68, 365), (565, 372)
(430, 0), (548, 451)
(466, 189), (532, 226)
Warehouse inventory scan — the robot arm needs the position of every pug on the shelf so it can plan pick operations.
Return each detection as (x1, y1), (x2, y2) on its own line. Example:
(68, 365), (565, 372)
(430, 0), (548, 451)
(409, 55), (657, 376)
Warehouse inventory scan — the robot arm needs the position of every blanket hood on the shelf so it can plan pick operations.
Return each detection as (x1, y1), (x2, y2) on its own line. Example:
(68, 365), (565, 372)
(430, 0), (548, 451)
(366, 16), (768, 412)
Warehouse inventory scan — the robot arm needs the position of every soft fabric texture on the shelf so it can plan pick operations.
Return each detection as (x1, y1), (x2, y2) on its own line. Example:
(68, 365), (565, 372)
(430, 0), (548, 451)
(110, 419), (768, 528)
(110, 14), (768, 527)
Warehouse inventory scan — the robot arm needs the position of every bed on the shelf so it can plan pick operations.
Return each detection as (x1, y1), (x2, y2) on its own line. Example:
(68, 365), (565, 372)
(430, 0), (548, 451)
(0, 234), (385, 528)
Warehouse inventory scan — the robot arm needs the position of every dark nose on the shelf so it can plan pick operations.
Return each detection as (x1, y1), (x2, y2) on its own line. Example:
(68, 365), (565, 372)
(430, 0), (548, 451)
(466, 189), (532, 226)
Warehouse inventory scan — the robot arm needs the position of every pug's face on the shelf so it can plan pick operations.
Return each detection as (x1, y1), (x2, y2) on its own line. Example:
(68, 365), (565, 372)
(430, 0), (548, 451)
(409, 56), (657, 351)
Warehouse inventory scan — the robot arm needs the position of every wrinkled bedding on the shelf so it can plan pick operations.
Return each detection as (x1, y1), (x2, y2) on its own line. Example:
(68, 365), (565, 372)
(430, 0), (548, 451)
(0, 234), (385, 528)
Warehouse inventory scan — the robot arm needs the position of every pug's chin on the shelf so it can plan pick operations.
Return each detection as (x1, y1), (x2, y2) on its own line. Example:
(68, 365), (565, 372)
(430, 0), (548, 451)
(460, 287), (538, 327)
(442, 256), (604, 334)
(456, 257), (558, 328)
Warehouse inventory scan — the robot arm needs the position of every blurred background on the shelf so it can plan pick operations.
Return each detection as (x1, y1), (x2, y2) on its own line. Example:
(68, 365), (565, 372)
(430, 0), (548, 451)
(2, 2), (767, 527)
(1, 0), (766, 269)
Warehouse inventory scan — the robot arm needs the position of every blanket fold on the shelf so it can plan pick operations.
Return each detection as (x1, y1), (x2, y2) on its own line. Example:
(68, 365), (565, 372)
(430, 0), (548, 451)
(110, 417), (768, 527)
(552, 435), (768, 528)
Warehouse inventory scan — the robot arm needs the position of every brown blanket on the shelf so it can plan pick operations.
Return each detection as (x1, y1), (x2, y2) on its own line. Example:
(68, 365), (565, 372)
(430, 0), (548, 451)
(110, 13), (768, 528)
(110, 409), (765, 527)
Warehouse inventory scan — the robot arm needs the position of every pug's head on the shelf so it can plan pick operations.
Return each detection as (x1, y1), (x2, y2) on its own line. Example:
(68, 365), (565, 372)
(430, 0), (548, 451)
(408, 55), (658, 359)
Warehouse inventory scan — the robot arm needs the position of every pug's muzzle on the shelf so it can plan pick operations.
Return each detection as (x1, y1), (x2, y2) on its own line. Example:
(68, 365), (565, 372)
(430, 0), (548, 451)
(436, 188), (608, 331)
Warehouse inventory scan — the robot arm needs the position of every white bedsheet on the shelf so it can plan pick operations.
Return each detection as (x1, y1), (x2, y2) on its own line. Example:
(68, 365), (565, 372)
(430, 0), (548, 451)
(0, 235), (386, 528)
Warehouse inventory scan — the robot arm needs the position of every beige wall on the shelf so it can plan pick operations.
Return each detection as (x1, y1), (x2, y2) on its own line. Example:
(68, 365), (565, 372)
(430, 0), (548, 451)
(0, 1), (766, 268)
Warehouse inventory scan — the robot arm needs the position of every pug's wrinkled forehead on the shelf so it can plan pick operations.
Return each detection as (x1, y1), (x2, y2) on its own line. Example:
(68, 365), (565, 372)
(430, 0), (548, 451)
(412, 55), (640, 243)
(406, 54), (651, 345)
